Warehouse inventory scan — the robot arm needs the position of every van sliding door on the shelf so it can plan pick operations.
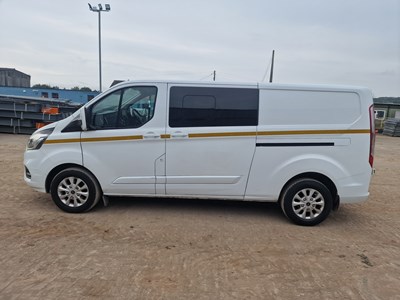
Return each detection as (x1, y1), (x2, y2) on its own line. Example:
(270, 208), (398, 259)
(165, 84), (258, 198)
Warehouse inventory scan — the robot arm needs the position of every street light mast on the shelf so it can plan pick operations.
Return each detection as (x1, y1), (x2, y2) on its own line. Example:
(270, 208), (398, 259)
(88, 3), (111, 92)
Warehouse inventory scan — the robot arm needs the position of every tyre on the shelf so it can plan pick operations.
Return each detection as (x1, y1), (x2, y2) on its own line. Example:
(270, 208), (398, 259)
(50, 167), (102, 213)
(280, 178), (333, 226)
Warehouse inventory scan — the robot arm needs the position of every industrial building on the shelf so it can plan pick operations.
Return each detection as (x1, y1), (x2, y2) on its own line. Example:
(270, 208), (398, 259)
(0, 67), (99, 104)
(0, 68), (31, 88)
(0, 67), (99, 134)
(0, 86), (99, 104)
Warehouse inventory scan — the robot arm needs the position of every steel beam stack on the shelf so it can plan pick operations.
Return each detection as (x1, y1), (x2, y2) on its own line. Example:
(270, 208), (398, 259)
(0, 95), (81, 134)
(383, 118), (400, 137)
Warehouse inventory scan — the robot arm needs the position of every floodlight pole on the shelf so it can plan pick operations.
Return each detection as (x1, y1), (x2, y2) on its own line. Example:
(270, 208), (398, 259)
(88, 3), (111, 92)
(98, 11), (102, 92)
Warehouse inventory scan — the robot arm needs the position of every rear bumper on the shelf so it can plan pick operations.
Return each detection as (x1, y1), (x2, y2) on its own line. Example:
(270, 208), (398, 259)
(336, 172), (371, 204)
(339, 193), (369, 204)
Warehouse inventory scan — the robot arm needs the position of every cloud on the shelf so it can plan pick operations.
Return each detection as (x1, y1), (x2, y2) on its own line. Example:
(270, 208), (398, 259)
(0, 0), (398, 96)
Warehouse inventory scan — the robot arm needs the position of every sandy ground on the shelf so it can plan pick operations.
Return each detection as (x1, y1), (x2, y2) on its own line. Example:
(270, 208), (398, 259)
(0, 133), (399, 300)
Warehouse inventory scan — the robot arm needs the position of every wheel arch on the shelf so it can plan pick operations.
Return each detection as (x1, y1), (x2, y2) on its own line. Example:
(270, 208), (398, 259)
(279, 172), (338, 203)
(45, 163), (101, 193)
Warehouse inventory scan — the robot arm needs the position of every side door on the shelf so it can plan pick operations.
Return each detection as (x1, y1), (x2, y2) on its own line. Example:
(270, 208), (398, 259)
(81, 83), (167, 196)
(165, 84), (258, 198)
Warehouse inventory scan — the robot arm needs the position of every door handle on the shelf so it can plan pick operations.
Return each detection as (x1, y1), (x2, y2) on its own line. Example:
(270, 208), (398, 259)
(143, 132), (160, 139)
(171, 132), (188, 138)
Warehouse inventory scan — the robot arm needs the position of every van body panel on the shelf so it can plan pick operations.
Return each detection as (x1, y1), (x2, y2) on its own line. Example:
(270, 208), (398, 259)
(155, 154), (166, 194)
(258, 89), (362, 126)
(24, 130), (82, 192)
(80, 83), (167, 195)
(164, 83), (258, 197)
(244, 86), (372, 202)
(165, 134), (256, 196)
(336, 172), (371, 203)
(80, 129), (164, 195)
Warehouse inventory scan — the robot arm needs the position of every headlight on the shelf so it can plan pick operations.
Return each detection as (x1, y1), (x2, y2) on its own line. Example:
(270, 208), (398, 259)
(27, 128), (54, 150)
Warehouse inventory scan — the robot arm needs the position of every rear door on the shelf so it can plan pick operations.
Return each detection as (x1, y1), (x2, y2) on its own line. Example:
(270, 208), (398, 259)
(165, 84), (258, 198)
(81, 83), (167, 195)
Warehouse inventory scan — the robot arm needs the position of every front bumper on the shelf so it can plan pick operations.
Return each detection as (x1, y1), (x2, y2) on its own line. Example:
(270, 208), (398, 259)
(24, 150), (47, 193)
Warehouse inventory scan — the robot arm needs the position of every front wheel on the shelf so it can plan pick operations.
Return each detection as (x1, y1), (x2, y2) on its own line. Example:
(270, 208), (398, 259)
(50, 168), (102, 213)
(280, 178), (333, 226)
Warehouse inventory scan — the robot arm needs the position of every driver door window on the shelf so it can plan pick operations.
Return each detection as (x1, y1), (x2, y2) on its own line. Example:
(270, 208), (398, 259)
(89, 86), (157, 130)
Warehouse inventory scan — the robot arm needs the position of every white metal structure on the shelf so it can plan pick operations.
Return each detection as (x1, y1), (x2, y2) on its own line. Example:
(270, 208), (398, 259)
(24, 81), (375, 225)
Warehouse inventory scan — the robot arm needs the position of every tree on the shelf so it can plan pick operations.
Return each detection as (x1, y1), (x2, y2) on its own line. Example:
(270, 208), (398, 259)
(32, 84), (52, 89)
(32, 84), (94, 92)
(32, 84), (60, 89)
(80, 87), (92, 92)
(71, 86), (94, 92)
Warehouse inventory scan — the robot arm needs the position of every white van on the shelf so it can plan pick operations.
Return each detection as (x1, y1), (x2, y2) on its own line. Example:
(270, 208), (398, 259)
(24, 81), (375, 225)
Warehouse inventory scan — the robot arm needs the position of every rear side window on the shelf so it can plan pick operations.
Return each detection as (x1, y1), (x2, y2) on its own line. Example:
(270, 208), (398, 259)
(169, 87), (259, 127)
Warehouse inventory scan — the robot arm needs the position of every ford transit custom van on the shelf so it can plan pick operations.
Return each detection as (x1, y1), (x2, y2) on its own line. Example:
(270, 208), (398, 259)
(24, 81), (375, 225)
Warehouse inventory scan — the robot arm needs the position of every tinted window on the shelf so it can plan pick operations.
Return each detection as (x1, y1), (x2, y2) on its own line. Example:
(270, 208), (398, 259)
(89, 86), (157, 130)
(169, 87), (258, 127)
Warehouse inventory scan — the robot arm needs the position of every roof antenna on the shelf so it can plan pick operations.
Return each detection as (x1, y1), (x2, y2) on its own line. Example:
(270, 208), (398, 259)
(261, 50), (275, 83)
(269, 50), (275, 83)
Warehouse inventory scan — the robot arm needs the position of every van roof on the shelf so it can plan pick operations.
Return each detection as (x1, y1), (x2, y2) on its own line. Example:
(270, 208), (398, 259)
(110, 80), (371, 94)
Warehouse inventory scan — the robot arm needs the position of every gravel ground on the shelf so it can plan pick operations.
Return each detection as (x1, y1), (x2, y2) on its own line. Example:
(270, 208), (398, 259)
(0, 133), (399, 300)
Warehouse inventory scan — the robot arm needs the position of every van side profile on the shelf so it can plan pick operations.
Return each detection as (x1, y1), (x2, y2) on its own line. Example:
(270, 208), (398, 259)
(24, 81), (375, 225)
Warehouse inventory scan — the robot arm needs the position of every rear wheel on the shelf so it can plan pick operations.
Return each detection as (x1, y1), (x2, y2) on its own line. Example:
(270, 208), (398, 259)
(50, 168), (101, 213)
(280, 178), (333, 226)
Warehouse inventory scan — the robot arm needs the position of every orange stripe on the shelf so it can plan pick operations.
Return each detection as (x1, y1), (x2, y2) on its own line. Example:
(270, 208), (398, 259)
(45, 135), (142, 144)
(44, 129), (370, 144)
(45, 138), (81, 144)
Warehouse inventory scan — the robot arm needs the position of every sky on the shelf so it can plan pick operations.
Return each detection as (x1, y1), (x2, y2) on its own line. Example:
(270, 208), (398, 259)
(0, 0), (399, 97)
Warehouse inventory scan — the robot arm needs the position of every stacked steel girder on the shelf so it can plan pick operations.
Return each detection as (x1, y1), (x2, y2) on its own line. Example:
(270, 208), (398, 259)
(0, 94), (81, 134)
(383, 118), (400, 137)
